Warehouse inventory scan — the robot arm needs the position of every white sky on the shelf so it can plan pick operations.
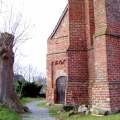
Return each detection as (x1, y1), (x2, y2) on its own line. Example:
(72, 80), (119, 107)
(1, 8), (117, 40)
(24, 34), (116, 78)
(11, 0), (68, 74)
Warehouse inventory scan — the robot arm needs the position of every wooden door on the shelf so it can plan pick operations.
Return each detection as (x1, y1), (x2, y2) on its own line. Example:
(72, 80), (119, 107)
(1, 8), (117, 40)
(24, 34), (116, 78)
(56, 76), (66, 104)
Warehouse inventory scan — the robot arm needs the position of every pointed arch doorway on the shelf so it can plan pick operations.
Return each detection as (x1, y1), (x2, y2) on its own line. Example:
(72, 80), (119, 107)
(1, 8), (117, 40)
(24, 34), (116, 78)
(56, 76), (67, 104)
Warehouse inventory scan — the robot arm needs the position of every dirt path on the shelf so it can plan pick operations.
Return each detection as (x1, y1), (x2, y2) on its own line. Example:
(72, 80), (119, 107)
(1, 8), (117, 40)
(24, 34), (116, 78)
(22, 101), (56, 120)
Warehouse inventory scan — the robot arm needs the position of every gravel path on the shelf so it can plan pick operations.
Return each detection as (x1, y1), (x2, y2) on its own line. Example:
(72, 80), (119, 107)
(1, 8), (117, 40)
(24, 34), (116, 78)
(22, 101), (56, 120)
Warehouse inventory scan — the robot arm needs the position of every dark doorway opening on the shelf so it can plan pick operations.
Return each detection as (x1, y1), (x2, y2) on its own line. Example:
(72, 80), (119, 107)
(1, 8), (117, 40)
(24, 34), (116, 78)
(56, 76), (67, 104)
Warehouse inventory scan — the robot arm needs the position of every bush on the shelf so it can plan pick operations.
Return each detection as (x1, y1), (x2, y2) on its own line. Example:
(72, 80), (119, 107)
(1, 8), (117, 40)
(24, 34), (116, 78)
(22, 82), (42, 97)
(14, 80), (42, 98)
(14, 80), (26, 95)
(63, 105), (74, 112)
(39, 93), (46, 98)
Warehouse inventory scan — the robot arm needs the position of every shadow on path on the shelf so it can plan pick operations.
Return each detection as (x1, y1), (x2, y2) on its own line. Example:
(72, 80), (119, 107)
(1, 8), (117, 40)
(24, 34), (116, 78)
(22, 101), (56, 120)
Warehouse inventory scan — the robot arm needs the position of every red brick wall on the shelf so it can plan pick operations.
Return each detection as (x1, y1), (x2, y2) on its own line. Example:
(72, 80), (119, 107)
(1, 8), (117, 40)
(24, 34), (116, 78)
(47, 53), (68, 103)
(92, 0), (111, 111)
(52, 10), (69, 39)
(92, 35), (120, 112)
(92, 35), (111, 111)
(106, 36), (120, 112)
(85, 0), (95, 105)
(48, 10), (69, 54)
(47, 0), (120, 113)
(105, 0), (120, 35)
(66, 0), (89, 105)
(68, 0), (87, 50)
(66, 51), (89, 104)
(46, 10), (69, 103)
(92, 0), (120, 112)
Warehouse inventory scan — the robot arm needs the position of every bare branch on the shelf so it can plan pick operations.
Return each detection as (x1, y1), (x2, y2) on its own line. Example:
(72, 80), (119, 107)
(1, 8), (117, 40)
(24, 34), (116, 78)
(14, 22), (30, 39)
(11, 13), (22, 34)
(0, 0), (33, 60)
(8, 7), (13, 32)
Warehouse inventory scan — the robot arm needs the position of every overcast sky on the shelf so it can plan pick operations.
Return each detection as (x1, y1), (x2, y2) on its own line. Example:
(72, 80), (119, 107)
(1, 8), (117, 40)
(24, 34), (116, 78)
(1, 0), (67, 75)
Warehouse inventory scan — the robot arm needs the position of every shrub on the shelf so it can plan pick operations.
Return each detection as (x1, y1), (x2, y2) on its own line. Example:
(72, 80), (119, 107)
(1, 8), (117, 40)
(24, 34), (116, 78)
(22, 82), (42, 97)
(63, 105), (74, 112)
(14, 80), (42, 98)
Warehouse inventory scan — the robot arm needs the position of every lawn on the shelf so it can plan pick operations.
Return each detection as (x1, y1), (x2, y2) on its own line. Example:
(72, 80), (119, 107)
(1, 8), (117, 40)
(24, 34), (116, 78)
(0, 105), (20, 120)
(20, 97), (36, 104)
(20, 97), (44, 104)
(38, 100), (120, 120)
(0, 97), (37, 120)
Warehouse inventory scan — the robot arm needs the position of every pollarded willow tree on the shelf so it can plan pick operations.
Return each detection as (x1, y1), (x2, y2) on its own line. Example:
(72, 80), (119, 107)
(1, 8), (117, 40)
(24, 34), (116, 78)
(0, 0), (32, 112)
(0, 33), (25, 112)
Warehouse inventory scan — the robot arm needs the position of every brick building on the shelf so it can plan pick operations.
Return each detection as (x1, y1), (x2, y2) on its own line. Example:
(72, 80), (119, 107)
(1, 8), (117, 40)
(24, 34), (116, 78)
(47, 0), (120, 113)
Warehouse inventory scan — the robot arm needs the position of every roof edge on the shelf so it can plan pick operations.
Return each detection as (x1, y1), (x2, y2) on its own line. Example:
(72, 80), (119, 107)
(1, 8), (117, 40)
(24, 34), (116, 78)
(48, 4), (68, 39)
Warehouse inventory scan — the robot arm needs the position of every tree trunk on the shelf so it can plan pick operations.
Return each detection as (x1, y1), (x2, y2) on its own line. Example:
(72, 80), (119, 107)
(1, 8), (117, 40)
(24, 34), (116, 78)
(0, 32), (26, 113)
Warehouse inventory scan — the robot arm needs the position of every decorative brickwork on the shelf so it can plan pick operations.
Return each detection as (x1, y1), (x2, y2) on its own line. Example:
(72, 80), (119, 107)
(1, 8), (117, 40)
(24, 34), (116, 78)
(47, 0), (120, 113)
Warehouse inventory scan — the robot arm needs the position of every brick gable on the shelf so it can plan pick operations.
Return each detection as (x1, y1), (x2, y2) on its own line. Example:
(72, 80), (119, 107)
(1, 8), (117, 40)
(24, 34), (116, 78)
(47, 0), (120, 113)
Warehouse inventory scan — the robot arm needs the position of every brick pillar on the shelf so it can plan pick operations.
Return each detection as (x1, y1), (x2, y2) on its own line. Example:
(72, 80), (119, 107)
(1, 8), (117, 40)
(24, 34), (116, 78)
(66, 0), (89, 105)
(93, 0), (120, 112)
(85, 0), (95, 106)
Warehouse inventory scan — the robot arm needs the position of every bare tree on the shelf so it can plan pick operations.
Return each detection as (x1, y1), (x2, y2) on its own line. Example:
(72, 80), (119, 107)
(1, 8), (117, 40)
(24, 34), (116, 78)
(0, 0), (32, 51)
(14, 63), (28, 98)
(0, 0), (32, 112)
(0, 33), (26, 112)
(14, 64), (39, 82)
(14, 63), (29, 79)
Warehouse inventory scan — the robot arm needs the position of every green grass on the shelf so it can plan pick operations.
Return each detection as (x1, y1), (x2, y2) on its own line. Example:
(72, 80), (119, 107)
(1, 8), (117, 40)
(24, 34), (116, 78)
(38, 100), (120, 120)
(37, 101), (63, 117)
(0, 105), (20, 120)
(20, 97), (44, 104)
(56, 113), (120, 120)
(37, 101), (47, 108)
(20, 97), (36, 104)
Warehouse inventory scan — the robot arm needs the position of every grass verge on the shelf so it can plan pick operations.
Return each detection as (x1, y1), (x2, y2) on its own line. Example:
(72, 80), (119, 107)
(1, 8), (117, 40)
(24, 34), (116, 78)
(20, 97), (44, 104)
(37, 101), (62, 117)
(0, 105), (20, 120)
(38, 100), (120, 120)
(20, 97), (36, 104)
